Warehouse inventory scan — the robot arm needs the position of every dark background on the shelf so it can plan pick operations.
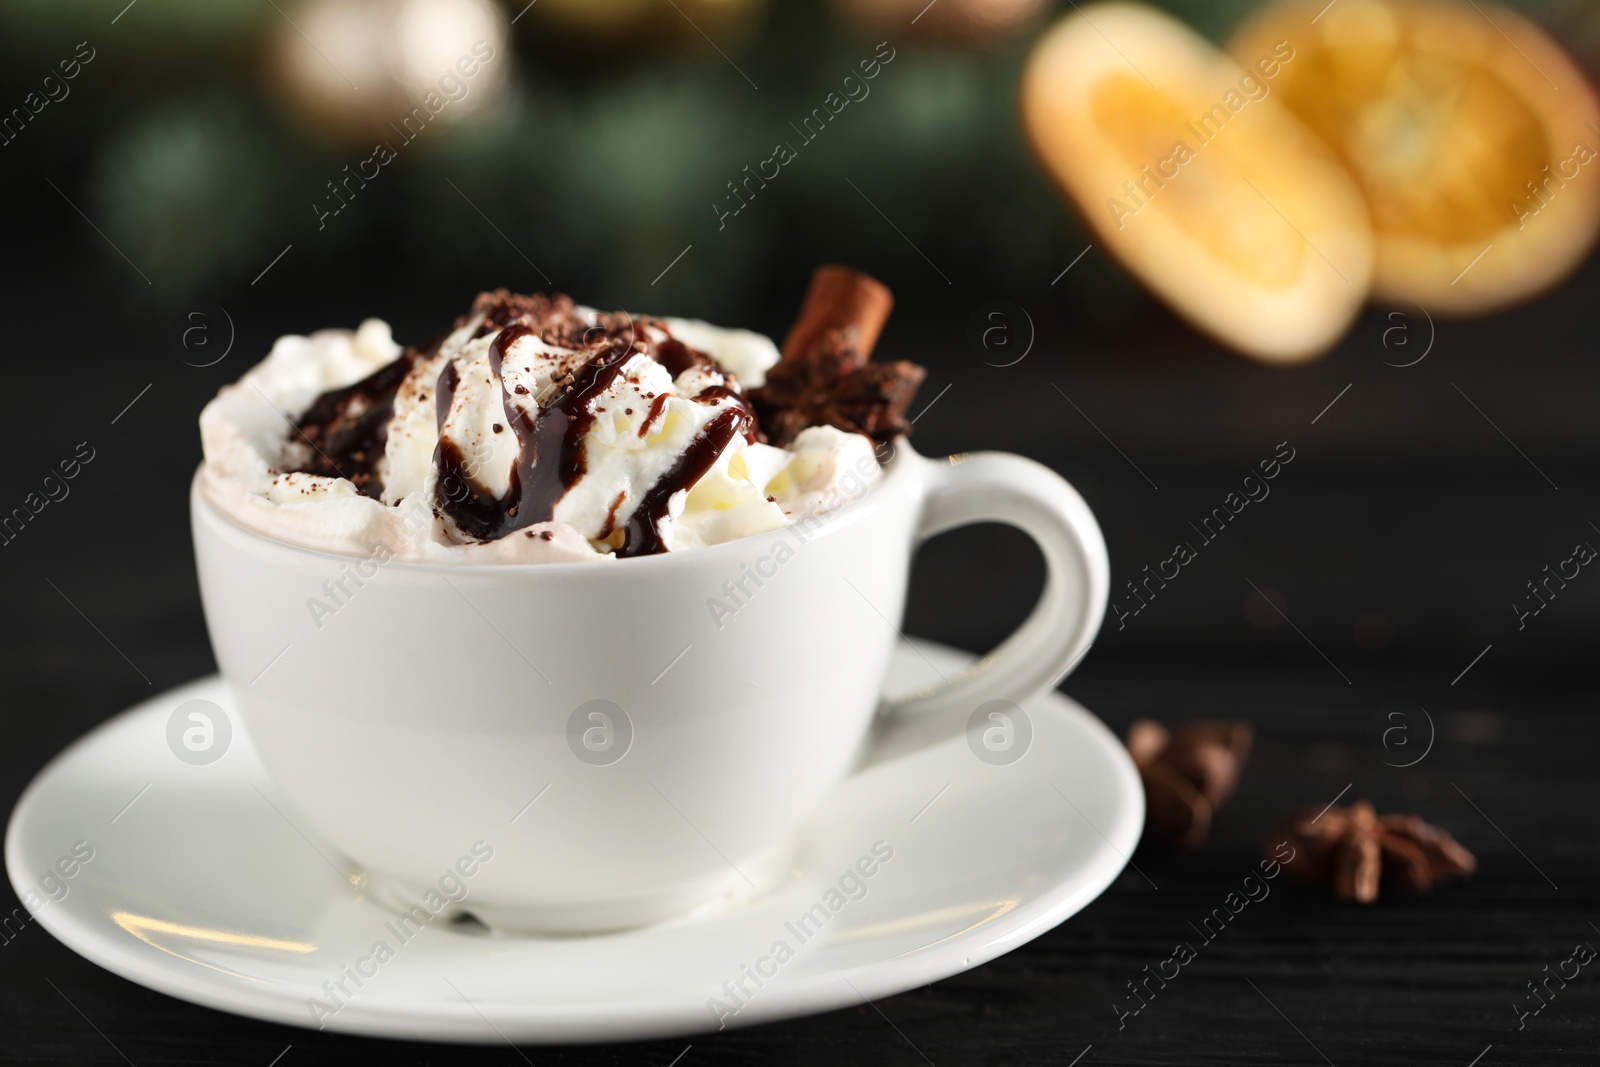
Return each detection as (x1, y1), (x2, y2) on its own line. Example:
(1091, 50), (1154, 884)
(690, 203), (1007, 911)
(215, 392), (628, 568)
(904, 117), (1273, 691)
(2, 0), (1598, 1063)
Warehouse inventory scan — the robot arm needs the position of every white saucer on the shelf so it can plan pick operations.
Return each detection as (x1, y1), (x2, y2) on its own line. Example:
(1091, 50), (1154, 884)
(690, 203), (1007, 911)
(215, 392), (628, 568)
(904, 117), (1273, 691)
(6, 639), (1141, 1045)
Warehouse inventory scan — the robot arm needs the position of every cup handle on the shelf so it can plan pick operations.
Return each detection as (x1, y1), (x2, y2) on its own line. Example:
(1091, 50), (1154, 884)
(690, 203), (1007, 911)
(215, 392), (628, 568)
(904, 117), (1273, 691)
(862, 450), (1110, 766)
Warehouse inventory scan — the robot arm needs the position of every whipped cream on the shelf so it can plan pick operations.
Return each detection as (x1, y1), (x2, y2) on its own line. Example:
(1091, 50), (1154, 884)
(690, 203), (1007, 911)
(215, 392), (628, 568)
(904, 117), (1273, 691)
(199, 294), (883, 563)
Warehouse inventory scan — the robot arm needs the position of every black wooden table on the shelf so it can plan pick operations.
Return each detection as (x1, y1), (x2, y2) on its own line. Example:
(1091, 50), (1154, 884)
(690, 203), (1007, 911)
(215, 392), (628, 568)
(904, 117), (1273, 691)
(3, 656), (1593, 1066)
(3, 237), (1598, 1065)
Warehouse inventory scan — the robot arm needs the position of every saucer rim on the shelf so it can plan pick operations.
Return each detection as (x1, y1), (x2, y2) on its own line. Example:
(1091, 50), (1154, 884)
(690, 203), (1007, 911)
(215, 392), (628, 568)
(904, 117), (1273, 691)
(6, 640), (1141, 1045)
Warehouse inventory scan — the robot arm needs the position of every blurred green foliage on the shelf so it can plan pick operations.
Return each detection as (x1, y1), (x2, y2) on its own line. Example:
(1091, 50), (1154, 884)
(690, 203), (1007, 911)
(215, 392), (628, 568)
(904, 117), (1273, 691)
(0, 0), (1584, 318)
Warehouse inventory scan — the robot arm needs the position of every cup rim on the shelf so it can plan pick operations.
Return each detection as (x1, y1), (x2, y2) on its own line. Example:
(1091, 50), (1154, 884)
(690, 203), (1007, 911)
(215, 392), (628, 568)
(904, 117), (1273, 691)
(192, 437), (918, 576)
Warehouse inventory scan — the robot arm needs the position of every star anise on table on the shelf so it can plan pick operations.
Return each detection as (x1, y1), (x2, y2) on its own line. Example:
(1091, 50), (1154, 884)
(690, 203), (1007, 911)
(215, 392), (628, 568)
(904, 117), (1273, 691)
(1269, 801), (1477, 903)
(1126, 719), (1253, 849)
(750, 328), (926, 448)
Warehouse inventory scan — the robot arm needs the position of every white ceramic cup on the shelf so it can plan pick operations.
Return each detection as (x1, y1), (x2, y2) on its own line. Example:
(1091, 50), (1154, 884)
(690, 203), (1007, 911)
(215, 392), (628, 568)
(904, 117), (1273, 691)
(191, 440), (1109, 932)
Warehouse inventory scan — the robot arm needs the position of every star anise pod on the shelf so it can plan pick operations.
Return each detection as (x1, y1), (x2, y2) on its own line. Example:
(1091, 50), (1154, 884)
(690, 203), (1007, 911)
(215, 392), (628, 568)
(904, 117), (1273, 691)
(751, 328), (925, 447)
(751, 266), (926, 448)
(1126, 719), (1253, 849)
(1269, 801), (1476, 903)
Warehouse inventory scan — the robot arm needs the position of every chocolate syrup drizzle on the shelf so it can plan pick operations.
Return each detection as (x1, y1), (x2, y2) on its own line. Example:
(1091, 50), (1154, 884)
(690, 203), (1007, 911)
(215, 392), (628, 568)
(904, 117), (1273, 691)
(430, 316), (754, 556)
(292, 294), (759, 557)
(292, 349), (418, 496)
(616, 407), (747, 557)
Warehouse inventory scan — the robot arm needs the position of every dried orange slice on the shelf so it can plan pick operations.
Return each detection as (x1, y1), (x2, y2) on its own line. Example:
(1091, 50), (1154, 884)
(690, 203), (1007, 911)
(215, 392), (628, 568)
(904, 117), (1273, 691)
(1230, 0), (1600, 314)
(1021, 2), (1373, 363)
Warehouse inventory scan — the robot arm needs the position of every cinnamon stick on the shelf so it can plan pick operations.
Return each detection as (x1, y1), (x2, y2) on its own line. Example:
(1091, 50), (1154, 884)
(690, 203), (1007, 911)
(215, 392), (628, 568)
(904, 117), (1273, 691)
(780, 265), (894, 362)
(753, 264), (922, 448)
